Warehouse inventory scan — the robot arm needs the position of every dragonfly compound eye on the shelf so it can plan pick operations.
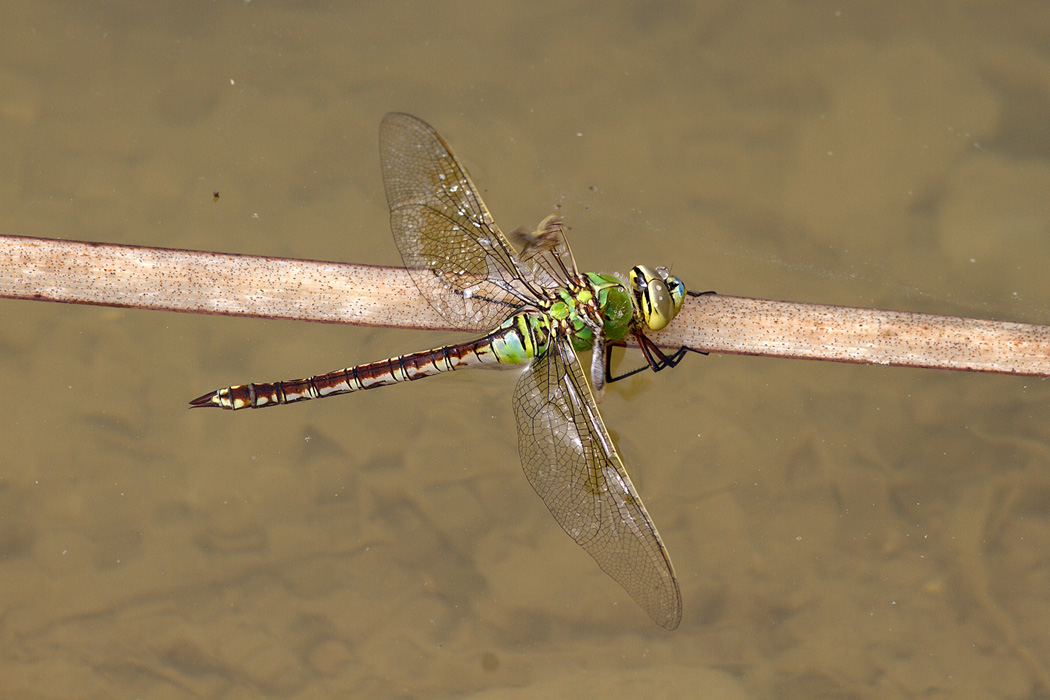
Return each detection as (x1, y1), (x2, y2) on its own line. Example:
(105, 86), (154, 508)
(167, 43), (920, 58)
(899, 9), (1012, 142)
(664, 275), (686, 317)
(630, 265), (675, 331)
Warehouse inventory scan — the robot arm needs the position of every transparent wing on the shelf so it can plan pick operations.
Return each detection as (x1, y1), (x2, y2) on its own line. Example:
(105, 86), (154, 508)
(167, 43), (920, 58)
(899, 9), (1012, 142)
(380, 112), (538, 332)
(509, 213), (579, 291)
(512, 337), (682, 629)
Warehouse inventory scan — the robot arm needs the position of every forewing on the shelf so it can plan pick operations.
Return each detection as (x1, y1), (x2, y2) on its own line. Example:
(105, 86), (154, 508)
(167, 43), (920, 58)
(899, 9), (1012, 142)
(512, 338), (682, 629)
(380, 113), (535, 331)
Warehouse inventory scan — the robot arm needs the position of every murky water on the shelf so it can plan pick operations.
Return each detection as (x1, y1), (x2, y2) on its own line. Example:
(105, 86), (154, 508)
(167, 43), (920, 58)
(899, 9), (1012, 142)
(3, 2), (1050, 698)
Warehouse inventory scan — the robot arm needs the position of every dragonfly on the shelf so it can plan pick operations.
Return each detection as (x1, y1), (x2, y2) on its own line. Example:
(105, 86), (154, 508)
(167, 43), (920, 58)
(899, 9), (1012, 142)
(191, 113), (699, 630)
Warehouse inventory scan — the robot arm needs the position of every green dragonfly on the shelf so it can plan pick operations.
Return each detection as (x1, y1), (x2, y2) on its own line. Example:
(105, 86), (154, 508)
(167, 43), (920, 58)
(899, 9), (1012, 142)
(191, 113), (696, 629)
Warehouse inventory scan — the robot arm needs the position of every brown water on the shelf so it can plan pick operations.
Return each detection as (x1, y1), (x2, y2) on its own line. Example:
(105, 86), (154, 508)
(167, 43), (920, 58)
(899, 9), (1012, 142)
(3, 2), (1050, 698)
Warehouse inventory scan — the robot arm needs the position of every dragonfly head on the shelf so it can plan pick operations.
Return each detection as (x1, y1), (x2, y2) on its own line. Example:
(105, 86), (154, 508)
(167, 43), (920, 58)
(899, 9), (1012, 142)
(630, 265), (686, 331)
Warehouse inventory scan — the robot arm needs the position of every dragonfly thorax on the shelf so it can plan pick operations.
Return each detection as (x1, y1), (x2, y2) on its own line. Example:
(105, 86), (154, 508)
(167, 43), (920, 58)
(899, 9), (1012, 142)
(629, 265), (686, 331)
(542, 273), (636, 353)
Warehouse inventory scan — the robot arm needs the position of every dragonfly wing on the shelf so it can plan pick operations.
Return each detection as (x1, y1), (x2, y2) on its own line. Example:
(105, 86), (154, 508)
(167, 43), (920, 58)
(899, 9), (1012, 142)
(510, 213), (579, 291)
(512, 337), (682, 629)
(380, 112), (536, 332)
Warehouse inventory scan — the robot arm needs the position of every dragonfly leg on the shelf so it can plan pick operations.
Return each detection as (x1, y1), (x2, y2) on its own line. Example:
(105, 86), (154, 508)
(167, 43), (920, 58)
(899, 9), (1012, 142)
(590, 330), (607, 402)
(605, 333), (708, 385)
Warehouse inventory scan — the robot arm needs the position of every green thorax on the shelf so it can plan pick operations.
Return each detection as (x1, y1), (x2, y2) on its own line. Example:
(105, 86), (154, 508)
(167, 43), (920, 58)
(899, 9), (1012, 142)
(545, 272), (634, 353)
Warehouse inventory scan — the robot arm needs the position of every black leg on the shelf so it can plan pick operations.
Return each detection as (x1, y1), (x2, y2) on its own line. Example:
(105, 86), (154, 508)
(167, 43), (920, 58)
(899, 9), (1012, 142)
(605, 333), (708, 384)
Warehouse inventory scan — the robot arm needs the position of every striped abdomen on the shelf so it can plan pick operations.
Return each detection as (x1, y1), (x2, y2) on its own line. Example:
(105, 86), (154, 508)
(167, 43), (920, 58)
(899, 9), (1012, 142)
(189, 312), (548, 410)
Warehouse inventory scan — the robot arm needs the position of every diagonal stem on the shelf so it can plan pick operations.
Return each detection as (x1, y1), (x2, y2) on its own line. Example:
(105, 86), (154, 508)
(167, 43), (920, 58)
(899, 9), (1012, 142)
(3, 234), (1049, 377)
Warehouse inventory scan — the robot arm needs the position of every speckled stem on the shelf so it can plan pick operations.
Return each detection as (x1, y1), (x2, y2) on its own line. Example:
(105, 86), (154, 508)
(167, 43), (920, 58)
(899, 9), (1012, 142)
(3, 234), (1049, 377)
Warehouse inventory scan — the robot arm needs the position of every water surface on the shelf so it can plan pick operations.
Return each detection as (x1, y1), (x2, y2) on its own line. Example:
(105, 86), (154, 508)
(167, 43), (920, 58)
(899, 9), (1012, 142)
(2, 2), (1049, 698)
